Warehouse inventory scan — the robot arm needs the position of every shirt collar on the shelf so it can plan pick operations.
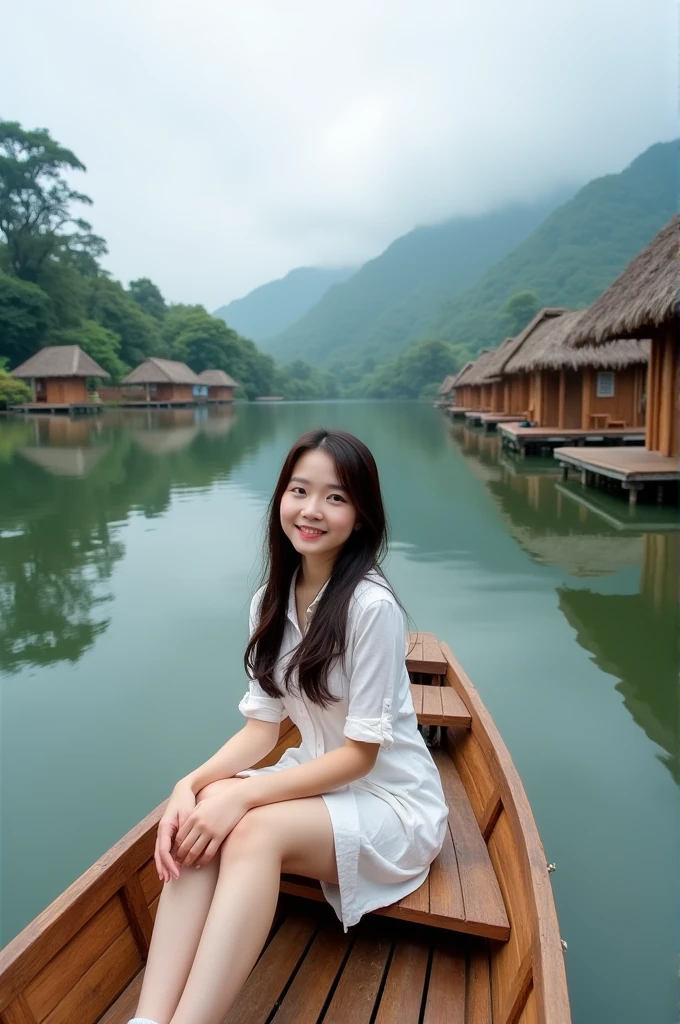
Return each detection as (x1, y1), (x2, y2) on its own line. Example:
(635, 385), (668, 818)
(287, 566), (331, 632)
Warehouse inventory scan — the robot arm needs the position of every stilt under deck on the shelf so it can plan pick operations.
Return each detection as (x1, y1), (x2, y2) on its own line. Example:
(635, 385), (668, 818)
(8, 403), (104, 416)
(478, 414), (523, 432)
(445, 406), (478, 419)
(554, 446), (680, 507)
(499, 423), (645, 457)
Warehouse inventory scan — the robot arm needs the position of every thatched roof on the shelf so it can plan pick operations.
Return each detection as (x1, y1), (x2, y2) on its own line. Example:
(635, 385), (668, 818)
(451, 361), (474, 386)
(504, 308), (649, 373)
(123, 358), (202, 386)
(570, 218), (679, 345)
(437, 374), (458, 396)
(198, 369), (239, 388)
(463, 349), (500, 386)
(11, 345), (110, 380)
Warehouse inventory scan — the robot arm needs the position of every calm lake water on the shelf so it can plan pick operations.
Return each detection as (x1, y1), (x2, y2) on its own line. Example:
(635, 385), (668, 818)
(0, 402), (676, 1022)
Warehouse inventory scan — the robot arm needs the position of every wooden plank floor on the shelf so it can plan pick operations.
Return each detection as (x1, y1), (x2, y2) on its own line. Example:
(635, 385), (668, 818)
(500, 424), (644, 441)
(554, 445), (680, 482)
(100, 897), (491, 1024)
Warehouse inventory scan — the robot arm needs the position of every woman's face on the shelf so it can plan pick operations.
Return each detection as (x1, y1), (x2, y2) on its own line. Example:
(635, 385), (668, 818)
(280, 448), (359, 562)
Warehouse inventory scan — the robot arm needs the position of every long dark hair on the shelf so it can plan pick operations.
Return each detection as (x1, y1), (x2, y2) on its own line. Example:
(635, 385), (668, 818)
(244, 428), (393, 707)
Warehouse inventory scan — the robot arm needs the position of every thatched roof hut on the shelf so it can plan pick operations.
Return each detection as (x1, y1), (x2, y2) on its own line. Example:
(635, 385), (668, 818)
(122, 358), (202, 385)
(11, 345), (110, 380)
(504, 309), (649, 374)
(570, 218), (678, 346)
(437, 374), (458, 397)
(451, 361), (474, 386)
(198, 369), (239, 388)
(464, 348), (506, 386)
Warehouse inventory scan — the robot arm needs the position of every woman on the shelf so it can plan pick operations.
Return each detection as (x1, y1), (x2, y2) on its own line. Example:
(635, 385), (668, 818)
(130, 428), (448, 1024)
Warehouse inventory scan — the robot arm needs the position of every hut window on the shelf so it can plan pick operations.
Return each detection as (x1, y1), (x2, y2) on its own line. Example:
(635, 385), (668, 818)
(596, 372), (615, 398)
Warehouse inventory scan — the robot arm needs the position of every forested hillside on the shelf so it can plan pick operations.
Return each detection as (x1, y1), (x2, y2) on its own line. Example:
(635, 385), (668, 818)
(214, 265), (356, 341)
(430, 141), (677, 350)
(263, 191), (574, 365)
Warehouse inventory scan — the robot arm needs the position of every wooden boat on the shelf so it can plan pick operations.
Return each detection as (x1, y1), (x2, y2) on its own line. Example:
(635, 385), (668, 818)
(0, 636), (571, 1023)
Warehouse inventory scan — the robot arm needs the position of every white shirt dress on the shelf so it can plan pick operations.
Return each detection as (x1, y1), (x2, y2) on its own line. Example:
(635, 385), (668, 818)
(237, 570), (449, 931)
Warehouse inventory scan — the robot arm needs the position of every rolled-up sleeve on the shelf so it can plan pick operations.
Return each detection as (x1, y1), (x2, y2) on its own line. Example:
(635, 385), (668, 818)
(343, 598), (404, 750)
(238, 591), (286, 724)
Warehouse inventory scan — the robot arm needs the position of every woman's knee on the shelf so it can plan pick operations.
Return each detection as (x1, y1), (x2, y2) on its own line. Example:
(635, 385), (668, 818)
(220, 806), (280, 862)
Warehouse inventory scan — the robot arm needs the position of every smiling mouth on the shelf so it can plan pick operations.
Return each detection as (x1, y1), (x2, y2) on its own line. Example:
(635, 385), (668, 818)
(295, 525), (326, 536)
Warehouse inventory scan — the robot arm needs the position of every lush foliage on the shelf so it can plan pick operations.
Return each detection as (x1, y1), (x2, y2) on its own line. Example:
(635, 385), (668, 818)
(214, 266), (356, 341)
(430, 141), (677, 350)
(358, 339), (470, 399)
(0, 368), (31, 406)
(262, 194), (571, 366)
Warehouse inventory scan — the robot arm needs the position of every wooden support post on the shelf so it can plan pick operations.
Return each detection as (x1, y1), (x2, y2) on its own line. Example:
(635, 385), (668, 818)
(581, 368), (592, 430)
(557, 368), (566, 429)
(623, 483), (641, 508)
(561, 463), (569, 481)
(580, 469), (587, 487)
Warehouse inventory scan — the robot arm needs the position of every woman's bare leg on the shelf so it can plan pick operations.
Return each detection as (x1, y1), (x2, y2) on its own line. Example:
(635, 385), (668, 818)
(134, 780), (246, 1024)
(169, 796), (337, 1024)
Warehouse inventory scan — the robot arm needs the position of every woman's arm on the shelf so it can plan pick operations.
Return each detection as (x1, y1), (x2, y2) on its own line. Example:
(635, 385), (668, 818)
(239, 738), (378, 809)
(184, 718), (281, 793)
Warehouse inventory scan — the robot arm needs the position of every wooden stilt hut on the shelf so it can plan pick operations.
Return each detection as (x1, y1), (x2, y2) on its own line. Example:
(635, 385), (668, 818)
(503, 309), (649, 429)
(10, 345), (109, 411)
(435, 374), (458, 406)
(569, 218), (678, 457)
(487, 310), (566, 419)
(122, 358), (202, 405)
(458, 349), (497, 410)
(448, 361), (474, 407)
(197, 369), (238, 403)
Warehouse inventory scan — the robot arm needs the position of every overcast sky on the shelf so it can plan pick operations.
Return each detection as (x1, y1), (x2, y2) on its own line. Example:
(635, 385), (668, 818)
(5, 0), (676, 310)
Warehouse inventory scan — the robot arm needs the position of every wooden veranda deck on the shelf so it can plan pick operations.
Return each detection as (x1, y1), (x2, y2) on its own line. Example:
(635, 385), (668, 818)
(554, 446), (680, 506)
(478, 414), (523, 432)
(8, 403), (104, 416)
(445, 406), (478, 419)
(499, 422), (645, 457)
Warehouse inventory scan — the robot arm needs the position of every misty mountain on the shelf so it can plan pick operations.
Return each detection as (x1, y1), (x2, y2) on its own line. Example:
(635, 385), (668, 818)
(213, 265), (356, 341)
(262, 189), (575, 365)
(430, 140), (677, 350)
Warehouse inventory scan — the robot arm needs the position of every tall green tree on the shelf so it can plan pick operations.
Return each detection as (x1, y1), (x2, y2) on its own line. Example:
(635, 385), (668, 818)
(57, 320), (129, 382)
(84, 277), (165, 367)
(128, 278), (167, 321)
(0, 121), (106, 283)
(0, 274), (51, 364)
(502, 290), (540, 335)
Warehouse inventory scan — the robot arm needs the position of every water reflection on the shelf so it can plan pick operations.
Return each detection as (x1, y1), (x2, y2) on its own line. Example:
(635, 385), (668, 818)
(0, 406), (270, 673)
(559, 534), (678, 781)
(450, 422), (678, 781)
(452, 423), (645, 577)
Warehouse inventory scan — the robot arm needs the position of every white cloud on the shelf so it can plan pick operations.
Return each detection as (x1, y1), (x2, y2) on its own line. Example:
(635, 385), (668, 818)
(4, 0), (676, 308)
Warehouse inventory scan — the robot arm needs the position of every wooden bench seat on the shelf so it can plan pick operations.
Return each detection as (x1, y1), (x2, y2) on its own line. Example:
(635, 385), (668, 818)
(410, 683), (470, 727)
(406, 631), (447, 676)
(281, 748), (509, 941)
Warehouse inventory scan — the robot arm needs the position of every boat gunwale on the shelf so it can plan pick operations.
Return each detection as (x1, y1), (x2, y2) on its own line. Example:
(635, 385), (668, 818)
(440, 641), (570, 1024)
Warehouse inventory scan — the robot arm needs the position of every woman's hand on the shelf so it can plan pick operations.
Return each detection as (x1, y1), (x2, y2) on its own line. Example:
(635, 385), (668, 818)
(174, 789), (250, 868)
(155, 779), (197, 882)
